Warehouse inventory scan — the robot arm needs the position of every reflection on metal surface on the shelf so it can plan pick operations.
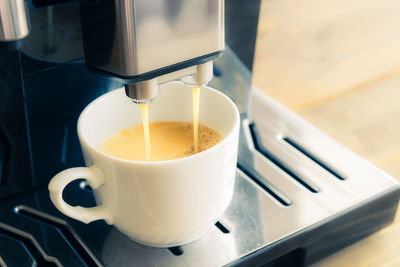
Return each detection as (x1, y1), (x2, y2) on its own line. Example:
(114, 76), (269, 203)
(14, 205), (103, 267)
(21, 3), (83, 62)
(0, 0), (29, 41)
(0, 222), (61, 266)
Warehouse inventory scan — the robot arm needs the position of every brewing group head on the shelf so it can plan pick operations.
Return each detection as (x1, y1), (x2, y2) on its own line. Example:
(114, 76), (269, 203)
(125, 61), (214, 104)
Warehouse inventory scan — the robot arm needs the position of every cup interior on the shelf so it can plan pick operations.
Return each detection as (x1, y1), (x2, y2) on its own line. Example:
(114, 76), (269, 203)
(78, 81), (239, 155)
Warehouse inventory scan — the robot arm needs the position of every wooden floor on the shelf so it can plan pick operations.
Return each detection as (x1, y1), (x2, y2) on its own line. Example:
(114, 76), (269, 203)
(252, 0), (400, 266)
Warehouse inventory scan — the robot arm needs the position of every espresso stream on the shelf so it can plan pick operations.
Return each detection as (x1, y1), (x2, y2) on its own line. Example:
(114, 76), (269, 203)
(192, 87), (200, 152)
(99, 87), (222, 161)
(139, 104), (151, 160)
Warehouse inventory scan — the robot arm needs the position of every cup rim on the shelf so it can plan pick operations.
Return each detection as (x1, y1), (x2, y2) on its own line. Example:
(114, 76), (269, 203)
(77, 81), (240, 165)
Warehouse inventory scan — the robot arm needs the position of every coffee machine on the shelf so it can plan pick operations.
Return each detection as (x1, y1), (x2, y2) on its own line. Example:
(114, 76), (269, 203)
(0, 1), (399, 266)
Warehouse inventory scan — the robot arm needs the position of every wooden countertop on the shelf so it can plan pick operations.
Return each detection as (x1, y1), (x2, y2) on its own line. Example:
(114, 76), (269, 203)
(252, 0), (400, 266)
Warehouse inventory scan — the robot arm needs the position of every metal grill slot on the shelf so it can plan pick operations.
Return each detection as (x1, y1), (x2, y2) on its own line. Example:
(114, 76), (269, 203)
(168, 246), (184, 256)
(237, 163), (292, 206)
(283, 137), (346, 181)
(14, 205), (103, 267)
(215, 221), (230, 234)
(248, 123), (319, 193)
(0, 222), (60, 266)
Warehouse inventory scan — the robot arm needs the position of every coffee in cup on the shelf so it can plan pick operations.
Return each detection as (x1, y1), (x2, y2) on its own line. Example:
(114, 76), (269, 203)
(99, 121), (222, 161)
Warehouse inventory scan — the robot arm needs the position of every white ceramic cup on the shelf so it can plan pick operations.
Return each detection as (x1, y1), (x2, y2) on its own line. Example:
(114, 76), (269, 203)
(48, 81), (240, 247)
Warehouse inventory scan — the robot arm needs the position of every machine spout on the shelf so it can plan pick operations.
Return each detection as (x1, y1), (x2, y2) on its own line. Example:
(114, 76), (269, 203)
(124, 79), (159, 104)
(125, 61), (213, 104)
(181, 61), (213, 87)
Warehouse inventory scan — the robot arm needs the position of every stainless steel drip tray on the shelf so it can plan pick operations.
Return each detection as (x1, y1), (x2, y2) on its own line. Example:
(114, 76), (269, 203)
(0, 88), (399, 267)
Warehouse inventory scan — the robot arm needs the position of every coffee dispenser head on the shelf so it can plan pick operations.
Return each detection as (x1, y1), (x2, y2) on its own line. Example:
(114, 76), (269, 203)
(124, 79), (159, 105)
(125, 61), (214, 104)
(80, 0), (224, 103)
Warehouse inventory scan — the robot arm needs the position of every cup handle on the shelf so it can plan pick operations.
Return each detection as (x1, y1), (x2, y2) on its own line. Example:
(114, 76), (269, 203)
(48, 166), (113, 225)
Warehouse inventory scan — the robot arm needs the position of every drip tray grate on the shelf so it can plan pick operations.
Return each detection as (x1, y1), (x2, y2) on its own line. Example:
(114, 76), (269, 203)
(0, 88), (399, 266)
